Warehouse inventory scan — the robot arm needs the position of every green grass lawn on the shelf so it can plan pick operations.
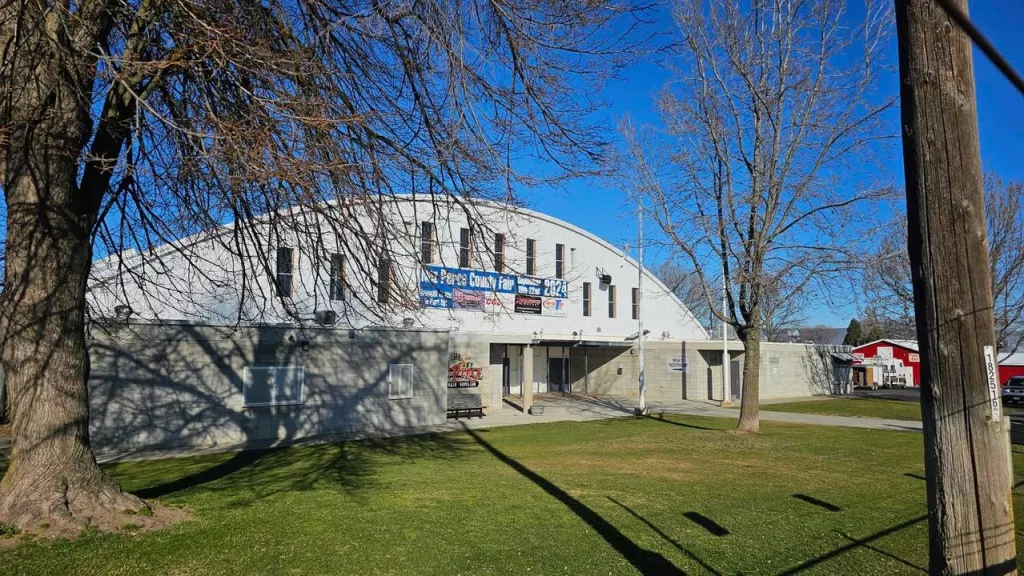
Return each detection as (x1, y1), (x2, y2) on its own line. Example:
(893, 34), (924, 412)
(1, 414), (1022, 575)
(761, 399), (922, 421)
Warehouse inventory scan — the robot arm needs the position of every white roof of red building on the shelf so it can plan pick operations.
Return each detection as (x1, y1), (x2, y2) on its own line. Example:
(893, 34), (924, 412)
(998, 352), (1024, 366)
(853, 339), (920, 353)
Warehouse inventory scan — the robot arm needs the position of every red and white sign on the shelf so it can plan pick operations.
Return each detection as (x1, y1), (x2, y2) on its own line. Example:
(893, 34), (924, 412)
(448, 353), (483, 388)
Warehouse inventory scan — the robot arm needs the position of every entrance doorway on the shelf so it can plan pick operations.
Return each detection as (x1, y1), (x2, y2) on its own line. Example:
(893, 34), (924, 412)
(548, 357), (570, 393)
(502, 356), (511, 396)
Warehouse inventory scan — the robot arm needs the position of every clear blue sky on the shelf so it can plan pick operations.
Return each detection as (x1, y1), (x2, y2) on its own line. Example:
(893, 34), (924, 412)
(519, 0), (1024, 329)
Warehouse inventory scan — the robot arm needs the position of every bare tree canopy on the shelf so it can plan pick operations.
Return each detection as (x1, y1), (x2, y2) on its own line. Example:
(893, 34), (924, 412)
(613, 0), (895, 431)
(0, 0), (652, 528)
(864, 172), (1024, 352)
(653, 261), (805, 341)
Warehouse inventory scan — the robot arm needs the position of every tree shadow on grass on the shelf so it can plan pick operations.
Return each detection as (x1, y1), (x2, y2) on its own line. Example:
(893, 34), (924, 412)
(127, 432), (473, 506)
(462, 426), (685, 576)
(134, 447), (284, 499)
(778, 514), (928, 575)
(607, 497), (723, 576)
(836, 532), (925, 573)
(792, 494), (841, 512)
(682, 512), (730, 537)
(645, 413), (716, 431)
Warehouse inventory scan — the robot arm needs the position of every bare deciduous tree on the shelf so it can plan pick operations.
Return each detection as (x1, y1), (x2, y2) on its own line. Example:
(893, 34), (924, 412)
(758, 279), (808, 343)
(864, 172), (1024, 351)
(615, 0), (895, 431)
(653, 261), (715, 329)
(653, 261), (805, 342)
(0, 0), (650, 528)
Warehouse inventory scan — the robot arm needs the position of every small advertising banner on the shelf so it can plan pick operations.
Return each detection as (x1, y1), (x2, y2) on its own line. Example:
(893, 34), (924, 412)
(542, 297), (568, 317)
(515, 294), (542, 315)
(448, 353), (483, 388)
(453, 289), (485, 312)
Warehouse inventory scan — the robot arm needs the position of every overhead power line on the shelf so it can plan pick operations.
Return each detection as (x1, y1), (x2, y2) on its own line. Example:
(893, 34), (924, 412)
(933, 0), (1024, 98)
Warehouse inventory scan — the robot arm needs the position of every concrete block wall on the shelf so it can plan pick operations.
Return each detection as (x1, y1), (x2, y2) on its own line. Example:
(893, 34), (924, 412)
(568, 345), (637, 397)
(88, 322), (449, 455)
(759, 343), (850, 399)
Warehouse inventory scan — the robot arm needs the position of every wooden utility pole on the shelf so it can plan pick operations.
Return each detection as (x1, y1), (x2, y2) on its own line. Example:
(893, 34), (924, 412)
(895, 0), (1017, 573)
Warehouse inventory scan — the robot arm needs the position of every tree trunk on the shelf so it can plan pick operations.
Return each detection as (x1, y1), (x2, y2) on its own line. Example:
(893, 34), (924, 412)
(0, 4), (145, 529)
(896, 0), (1017, 572)
(736, 328), (760, 433)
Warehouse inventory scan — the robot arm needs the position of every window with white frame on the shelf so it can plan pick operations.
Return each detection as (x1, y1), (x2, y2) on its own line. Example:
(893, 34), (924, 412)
(244, 366), (305, 406)
(388, 364), (414, 399)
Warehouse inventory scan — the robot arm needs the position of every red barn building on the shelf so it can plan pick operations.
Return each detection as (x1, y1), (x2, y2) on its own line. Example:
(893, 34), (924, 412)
(998, 353), (1024, 383)
(852, 339), (921, 387)
(853, 340), (1024, 386)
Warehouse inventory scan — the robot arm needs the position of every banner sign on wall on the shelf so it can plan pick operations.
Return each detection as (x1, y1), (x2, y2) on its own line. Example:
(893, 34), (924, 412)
(514, 294), (543, 315)
(542, 297), (568, 317)
(421, 265), (569, 315)
(448, 352), (483, 388)
(421, 266), (518, 295)
(516, 276), (568, 298)
(453, 289), (485, 312)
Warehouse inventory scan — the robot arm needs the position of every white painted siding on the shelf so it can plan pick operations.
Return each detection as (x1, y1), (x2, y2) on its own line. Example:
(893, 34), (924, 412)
(89, 198), (708, 342)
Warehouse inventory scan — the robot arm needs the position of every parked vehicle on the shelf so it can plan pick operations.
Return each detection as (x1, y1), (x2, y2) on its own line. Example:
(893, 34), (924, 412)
(1002, 376), (1024, 405)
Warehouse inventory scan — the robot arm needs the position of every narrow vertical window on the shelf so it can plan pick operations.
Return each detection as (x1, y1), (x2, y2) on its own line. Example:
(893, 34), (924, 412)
(329, 253), (345, 301)
(555, 244), (565, 279)
(459, 227), (471, 268)
(526, 238), (536, 276)
(608, 285), (617, 318)
(421, 221), (434, 264)
(377, 258), (391, 304)
(494, 233), (505, 273)
(583, 282), (592, 317)
(632, 287), (639, 320)
(276, 247), (293, 298)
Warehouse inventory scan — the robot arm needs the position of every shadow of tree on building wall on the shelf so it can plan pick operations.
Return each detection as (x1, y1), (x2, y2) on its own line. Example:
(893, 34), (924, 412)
(801, 346), (851, 396)
(81, 320), (462, 501)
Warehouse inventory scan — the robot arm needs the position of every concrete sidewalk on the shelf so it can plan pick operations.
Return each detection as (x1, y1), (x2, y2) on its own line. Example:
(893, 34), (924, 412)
(446, 394), (923, 433)
(644, 397), (923, 432)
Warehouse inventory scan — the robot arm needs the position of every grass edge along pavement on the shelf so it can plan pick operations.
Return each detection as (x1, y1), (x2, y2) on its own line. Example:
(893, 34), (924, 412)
(2, 413), (1022, 575)
(749, 398), (923, 422)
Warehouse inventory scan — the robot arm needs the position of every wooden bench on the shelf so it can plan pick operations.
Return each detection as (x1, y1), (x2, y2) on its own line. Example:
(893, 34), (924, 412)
(447, 395), (485, 419)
